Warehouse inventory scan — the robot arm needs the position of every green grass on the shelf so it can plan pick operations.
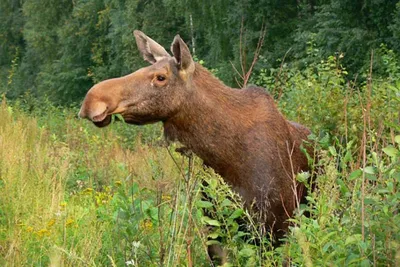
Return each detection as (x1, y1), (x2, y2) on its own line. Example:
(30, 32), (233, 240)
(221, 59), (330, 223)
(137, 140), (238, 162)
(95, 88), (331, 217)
(0, 52), (399, 266)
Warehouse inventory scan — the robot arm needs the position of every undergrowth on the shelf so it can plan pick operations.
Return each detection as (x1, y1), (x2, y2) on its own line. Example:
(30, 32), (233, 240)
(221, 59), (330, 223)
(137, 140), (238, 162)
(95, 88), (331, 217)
(0, 49), (399, 266)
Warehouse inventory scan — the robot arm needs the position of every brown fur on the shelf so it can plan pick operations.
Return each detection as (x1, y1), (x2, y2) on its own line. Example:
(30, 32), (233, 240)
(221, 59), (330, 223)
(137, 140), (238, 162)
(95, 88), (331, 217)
(165, 64), (310, 232)
(79, 31), (312, 263)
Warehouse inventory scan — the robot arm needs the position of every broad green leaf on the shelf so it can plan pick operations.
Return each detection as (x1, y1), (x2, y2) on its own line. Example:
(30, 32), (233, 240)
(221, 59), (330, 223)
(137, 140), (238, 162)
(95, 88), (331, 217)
(209, 179), (218, 190)
(238, 247), (255, 257)
(337, 179), (349, 194)
(196, 200), (213, 208)
(364, 198), (375, 205)
(345, 234), (362, 245)
(208, 231), (220, 239)
(349, 169), (362, 180)
(129, 183), (139, 195)
(229, 209), (244, 219)
(363, 166), (375, 174)
(149, 207), (158, 222)
(382, 146), (398, 157)
(201, 216), (221, 227)
(395, 135), (400, 144)
(234, 231), (248, 239)
(328, 146), (337, 156)
(343, 150), (352, 163)
(221, 198), (233, 207)
(360, 259), (371, 267)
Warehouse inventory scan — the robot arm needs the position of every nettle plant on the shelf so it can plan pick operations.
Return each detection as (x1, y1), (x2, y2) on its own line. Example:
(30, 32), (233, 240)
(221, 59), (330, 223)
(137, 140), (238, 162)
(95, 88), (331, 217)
(196, 169), (281, 266)
(284, 134), (400, 266)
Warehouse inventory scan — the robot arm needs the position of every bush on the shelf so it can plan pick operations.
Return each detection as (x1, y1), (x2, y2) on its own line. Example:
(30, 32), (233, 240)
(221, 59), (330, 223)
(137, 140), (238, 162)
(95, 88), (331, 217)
(0, 50), (399, 265)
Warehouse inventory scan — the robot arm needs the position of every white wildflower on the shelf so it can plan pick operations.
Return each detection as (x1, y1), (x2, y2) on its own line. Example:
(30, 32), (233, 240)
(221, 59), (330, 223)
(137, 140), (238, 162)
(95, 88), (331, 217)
(126, 259), (135, 266)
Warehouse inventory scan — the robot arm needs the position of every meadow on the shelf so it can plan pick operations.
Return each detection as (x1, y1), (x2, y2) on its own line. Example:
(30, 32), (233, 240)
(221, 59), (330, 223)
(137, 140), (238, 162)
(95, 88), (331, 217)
(0, 52), (399, 266)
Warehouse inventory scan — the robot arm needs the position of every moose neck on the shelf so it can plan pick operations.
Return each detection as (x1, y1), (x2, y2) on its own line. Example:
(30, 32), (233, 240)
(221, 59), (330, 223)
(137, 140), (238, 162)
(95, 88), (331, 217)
(164, 64), (252, 182)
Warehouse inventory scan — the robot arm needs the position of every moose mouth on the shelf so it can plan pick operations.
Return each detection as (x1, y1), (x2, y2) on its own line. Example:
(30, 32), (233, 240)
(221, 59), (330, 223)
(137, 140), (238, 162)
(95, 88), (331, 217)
(93, 114), (112, 127)
(89, 106), (158, 127)
(89, 107), (111, 128)
(92, 114), (152, 127)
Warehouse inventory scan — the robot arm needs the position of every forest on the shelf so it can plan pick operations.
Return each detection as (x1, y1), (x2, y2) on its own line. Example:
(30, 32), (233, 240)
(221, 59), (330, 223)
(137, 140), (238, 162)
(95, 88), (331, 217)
(0, 0), (399, 266)
(1, 0), (400, 103)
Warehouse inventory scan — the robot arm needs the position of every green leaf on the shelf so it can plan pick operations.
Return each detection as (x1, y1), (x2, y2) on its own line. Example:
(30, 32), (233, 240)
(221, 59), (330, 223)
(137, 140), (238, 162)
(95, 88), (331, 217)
(345, 234), (362, 245)
(208, 231), (220, 239)
(366, 174), (377, 181)
(114, 113), (125, 123)
(196, 200), (213, 208)
(296, 172), (310, 183)
(364, 198), (375, 205)
(343, 150), (352, 163)
(328, 146), (337, 156)
(234, 231), (248, 239)
(238, 247), (255, 257)
(129, 183), (139, 195)
(383, 146), (398, 157)
(221, 198), (232, 207)
(360, 259), (371, 267)
(319, 134), (330, 148)
(117, 210), (129, 220)
(149, 207), (158, 222)
(337, 179), (349, 195)
(395, 135), (400, 144)
(349, 169), (362, 180)
(363, 166), (375, 175)
(206, 240), (221, 246)
(209, 179), (218, 190)
(141, 200), (151, 211)
(229, 209), (244, 219)
(201, 216), (221, 227)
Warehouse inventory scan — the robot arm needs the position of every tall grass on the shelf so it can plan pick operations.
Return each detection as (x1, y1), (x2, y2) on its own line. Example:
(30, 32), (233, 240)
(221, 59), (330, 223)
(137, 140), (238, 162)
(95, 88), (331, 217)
(0, 100), (212, 266)
(0, 48), (399, 266)
(0, 100), (108, 265)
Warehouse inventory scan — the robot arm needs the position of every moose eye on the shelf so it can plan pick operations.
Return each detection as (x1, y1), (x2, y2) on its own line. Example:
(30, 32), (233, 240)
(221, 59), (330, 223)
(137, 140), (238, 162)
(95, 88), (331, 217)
(156, 75), (166, 82)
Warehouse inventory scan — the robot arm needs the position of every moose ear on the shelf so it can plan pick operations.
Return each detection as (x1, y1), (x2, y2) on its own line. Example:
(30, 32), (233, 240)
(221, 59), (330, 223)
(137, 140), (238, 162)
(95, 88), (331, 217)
(171, 35), (195, 74)
(134, 30), (170, 64)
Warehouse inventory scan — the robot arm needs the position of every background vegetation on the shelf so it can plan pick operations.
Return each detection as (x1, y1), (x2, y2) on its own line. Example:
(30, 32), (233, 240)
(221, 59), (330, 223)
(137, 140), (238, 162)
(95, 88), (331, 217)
(1, 0), (400, 103)
(0, 0), (399, 266)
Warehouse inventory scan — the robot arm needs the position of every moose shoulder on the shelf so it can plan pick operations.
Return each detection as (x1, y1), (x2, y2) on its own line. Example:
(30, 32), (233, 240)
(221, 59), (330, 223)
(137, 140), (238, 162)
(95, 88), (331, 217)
(79, 30), (312, 262)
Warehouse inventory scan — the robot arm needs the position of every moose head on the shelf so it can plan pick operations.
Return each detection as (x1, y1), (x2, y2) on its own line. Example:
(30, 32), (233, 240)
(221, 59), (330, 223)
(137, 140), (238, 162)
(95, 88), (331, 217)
(79, 30), (195, 127)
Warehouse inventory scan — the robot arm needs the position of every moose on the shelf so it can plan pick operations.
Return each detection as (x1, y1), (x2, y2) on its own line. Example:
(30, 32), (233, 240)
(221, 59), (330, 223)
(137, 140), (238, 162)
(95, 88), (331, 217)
(79, 30), (312, 264)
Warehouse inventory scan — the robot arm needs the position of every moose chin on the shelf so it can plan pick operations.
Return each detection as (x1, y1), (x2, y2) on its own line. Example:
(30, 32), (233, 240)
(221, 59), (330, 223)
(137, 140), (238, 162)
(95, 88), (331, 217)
(79, 30), (312, 264)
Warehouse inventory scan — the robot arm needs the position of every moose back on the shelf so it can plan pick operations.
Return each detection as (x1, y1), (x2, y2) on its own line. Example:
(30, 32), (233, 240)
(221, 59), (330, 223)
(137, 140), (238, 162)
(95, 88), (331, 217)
(79, 30), (311, 262)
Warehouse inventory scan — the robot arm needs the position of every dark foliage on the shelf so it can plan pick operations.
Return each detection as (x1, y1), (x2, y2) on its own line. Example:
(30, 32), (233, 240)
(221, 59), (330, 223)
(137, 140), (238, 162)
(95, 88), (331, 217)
(1, 0), (399, 103)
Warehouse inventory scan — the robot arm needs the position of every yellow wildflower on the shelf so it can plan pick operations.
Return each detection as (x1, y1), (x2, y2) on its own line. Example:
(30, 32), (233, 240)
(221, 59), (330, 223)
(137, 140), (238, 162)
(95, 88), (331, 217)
(140, 219), (153, 231)
(37, 229), (50, 237)
(83, 188), (93, 195)
(95, 191), (112, 206)
(162, 195), (171, 202)
(26, 226), (34, 232)
(66, 218), (75, 227)
(47, 218), (56, 228)
(60, 202), (67, 210)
